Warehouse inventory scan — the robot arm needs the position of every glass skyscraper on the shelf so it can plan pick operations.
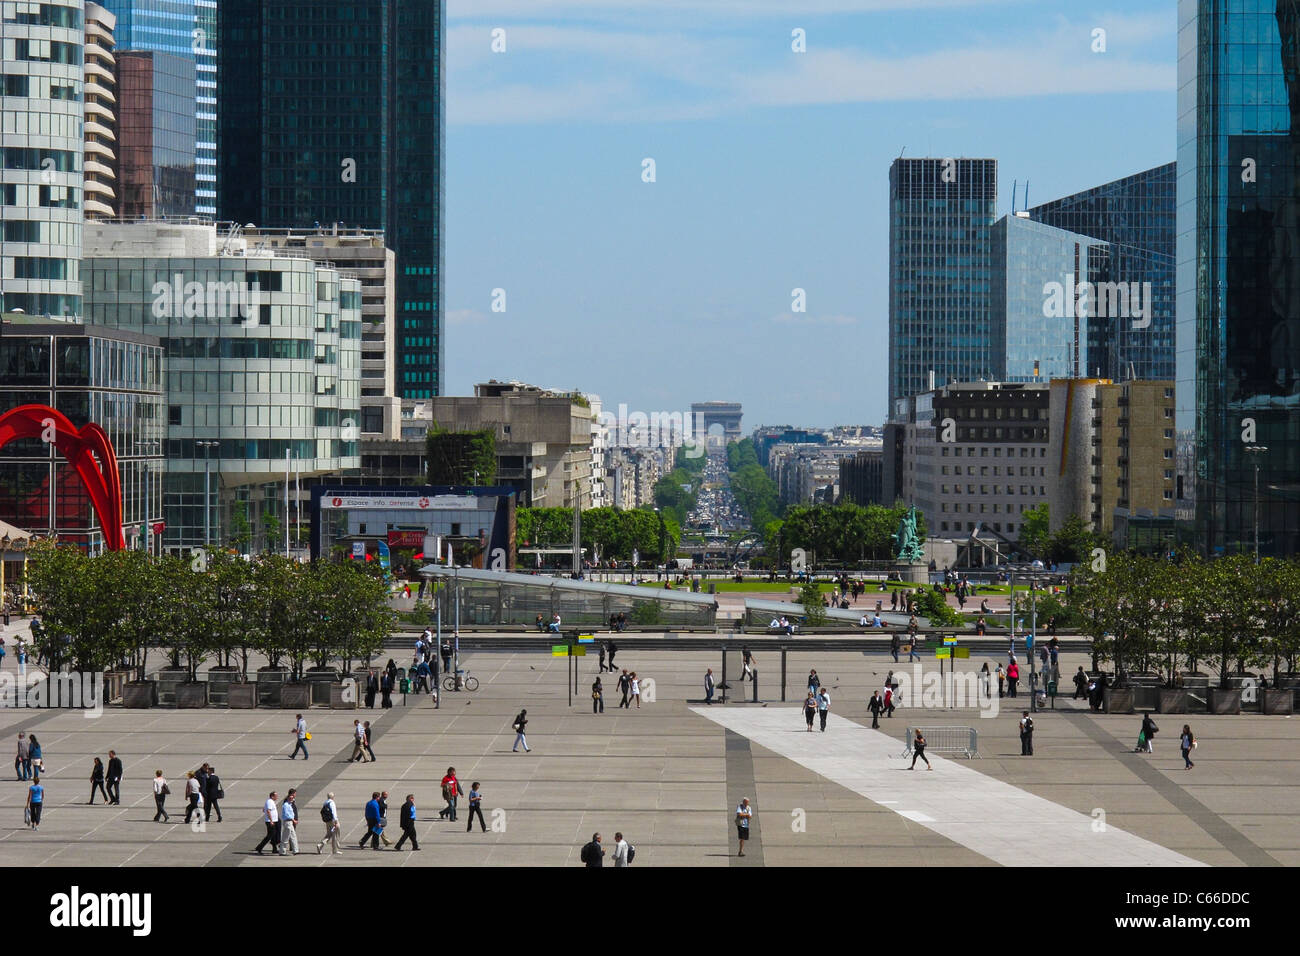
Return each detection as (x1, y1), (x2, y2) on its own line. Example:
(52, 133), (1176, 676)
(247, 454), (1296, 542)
(101, 0), (213, 215)
(888, 158), (998, 411)
(116, 50), (196, 218)
(1029, 163), (1176, 382)
(217, 0), (445, 399)
(1178, 0), (1300, 557)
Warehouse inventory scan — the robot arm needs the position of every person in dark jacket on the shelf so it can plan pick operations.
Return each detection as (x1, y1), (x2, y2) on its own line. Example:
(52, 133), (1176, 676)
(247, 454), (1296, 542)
(88, 757), (109, 804)
(1138, 714), (1159, 754)
(204, 763), (224, 822)
(868, 691), (884, 729)
(1073, 667), (1089, 699)
(105, 750), (123, 805)
(394, 794), (419, 850)
(581, 832), (604, 867)
(380, 670), (394, 708)
(365, 671), (379, 709)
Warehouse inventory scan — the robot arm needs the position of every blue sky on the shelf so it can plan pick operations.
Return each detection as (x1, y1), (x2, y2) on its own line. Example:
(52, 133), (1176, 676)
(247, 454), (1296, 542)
(445, 0), (1176, 429)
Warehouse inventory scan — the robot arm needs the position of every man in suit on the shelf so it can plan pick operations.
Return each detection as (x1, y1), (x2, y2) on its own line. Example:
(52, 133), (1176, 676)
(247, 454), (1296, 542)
(365, 670), (379, 709)
(204, 763), (223, 822)
(394, 794), (420, 851)
(105, 750), (123, 805)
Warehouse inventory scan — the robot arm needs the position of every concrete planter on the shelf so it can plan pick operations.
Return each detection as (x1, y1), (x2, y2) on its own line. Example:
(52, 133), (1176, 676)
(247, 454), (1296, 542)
(1208, 687), (1242, 715)
(330, 680), (359, 709)
(1104, 687), (1135, 714)
(103, 670), (129, 704)
(175, 682), (209, 709)
(207, 667), (240, 706)
(304, 667), (340, 706)
(122, 680), (157, 709)
(280, 682), (311, 709)
(1156, 689), (1188, 714)
(156, 666), (188, 706)
(227, 683), (257, 709)
(257, 667), (289, 707)
(1261, 688), (1293, 715)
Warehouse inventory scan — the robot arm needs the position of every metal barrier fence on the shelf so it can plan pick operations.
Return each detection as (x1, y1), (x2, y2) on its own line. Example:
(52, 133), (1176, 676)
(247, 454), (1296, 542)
(898, 726), (979, 759)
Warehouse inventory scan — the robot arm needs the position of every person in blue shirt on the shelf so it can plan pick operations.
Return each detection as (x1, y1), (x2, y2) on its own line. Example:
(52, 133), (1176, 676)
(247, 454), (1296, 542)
(28, 734), (42, 776)
(466, 782), (487, 833)
(394, 794), (419, 850)
(359, 792), (382, 850)
(26, 776), (43, 830)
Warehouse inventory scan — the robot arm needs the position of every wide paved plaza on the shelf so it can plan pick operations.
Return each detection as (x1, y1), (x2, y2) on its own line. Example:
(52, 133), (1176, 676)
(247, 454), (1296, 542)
(1, 642), (1294, 867)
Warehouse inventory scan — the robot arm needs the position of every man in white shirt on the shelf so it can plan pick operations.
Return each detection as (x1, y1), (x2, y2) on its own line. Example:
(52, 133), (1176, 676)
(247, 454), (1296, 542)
(290, 713), (308, 760)
(817, 688), (831, 732)
(350, 719), (368, 762)
(735, 798), (752, 857)
(612, 831), (631, 867)
(316, 792), (341, 855)
(254, 791), (282, 855)
(279, 788), (300, 854)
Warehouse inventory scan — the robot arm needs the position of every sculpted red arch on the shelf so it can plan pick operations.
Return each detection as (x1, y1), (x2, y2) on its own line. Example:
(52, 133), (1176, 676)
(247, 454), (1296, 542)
(0, 404), (127, 550)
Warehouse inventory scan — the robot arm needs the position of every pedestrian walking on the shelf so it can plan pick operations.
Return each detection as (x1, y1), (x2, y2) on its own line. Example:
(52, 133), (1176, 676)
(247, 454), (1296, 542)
(204, 764), (224, 822)
(349, 720), (368, 763)
(868, 691), (883, 728)
(1073, 666), (1088, 699)
(254, 791), (281, 854)
(26, 775), (43, 830)
(375, 791), (394, 846)
(598, 643), (607, 672)
(394, 794), (420, 850)
(607, 640), (617, 669)
(88, 758), (109, 805)
(365, 670), (378, 709)
(440, 638), (453, 674)
(15, 732), (30, 781)
(106, 750), (122, 805)
(1006, 659), (1020, 697)
(592, 676), (605, 714)
(359, 792), (382, 850)
(27, 734), (42, 776)
(803, 691), (816, 731)
(183, 770), (203, 823)
(630, 672), (642, 708)
(996, 663), (1006, 698)
(704, 668), (715, 705)
(735, 798), (752, 856)
(980, 662), (992, 699)
(316, 792), (341, 854)
(1137, 714), (1158, 754)
(806, 670), (820, 695)
(439, 767), (460, 821)
(907, 616), (920, 661)
(1180, 724), (1196, 769)
(512, 709), (530, 752)
(817, 688), (830, 731)
(910, 729), (932, 770)
(466, 782), (487, 832)
(289, 713), (309, 760)
(363, 721), (376, 761)
(152, 770), (171, 822)
(1019, 711), (1034, 756)
(613, 832), (633, 867)
(279, 789), (300, 854)
(890, 633), (900, 663)
(380, 670), (393, 709)
(581, 832), (604, 867)
(741, 647), (753, 680)
(617, 669), (631, 708)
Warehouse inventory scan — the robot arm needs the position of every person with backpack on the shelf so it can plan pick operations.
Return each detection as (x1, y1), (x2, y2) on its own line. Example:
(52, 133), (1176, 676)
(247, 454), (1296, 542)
(613, 831), (634, 867)
(316, 792), (341, 854)
(394, 794), (420, 850)
(580, 832), (604, 867)
(512, 710), (530, 752)
(1138, 714), (1158, 754)
(439, 767), (460, 821)
(466, 782), (487, 833)
(910, 729), (932, 770)
(1019, 711), (1034, 756)
(1180, 724), (1196, 769)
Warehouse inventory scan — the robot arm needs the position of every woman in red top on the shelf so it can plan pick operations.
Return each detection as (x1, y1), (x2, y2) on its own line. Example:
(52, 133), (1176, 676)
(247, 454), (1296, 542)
(1006, 659), (1020, 698)
(438, 767), (460, 822)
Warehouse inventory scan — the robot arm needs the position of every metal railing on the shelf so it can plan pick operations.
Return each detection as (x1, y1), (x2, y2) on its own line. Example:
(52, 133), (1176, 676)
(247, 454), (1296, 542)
(898, 725), (979, 759)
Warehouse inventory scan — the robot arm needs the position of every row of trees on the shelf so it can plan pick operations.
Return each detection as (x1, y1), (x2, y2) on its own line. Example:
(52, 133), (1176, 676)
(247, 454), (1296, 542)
(653, 451), (705, 527)
(1065, 552), (1300, 688)
(516, 506), (682, 563)
(24, 543), (394, 681)
(727, 438), (781, 530)
(764, 502), (929, 564)
(1017, 503), (1107, 564)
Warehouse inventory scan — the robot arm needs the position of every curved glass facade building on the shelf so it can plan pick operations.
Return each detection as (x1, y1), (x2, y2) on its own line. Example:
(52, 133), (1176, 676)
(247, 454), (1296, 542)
(1178, 0), (1300, 556)
(1, 0), (84, 318)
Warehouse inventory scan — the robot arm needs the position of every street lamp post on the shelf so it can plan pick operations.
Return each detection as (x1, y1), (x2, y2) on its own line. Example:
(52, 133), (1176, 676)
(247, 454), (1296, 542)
(1245, 445), (1268, 563)
(197, 441), (219, 548)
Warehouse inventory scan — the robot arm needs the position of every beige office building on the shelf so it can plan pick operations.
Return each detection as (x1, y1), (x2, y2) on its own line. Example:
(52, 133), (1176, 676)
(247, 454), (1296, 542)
(83, 3), (118, 220)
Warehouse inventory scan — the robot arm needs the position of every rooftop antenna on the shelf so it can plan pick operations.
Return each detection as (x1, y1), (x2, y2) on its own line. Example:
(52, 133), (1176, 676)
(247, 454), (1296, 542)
(1024, 180), (1030, 210)
(1012, 179), (1017, 214)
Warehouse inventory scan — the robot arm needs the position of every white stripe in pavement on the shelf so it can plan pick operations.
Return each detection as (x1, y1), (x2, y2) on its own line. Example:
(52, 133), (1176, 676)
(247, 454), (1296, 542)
(691, 707), (1205, 867)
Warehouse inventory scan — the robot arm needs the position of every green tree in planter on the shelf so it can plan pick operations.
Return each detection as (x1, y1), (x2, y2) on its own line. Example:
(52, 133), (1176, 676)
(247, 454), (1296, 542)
(1185, 554), (1265, 690)
(208, 550), (258, 679)
(1256, 558), (1300, 684)
(1066, 552), (1160, 682)
(630, 601), (663, 626)
(799, 580), (827, 627)
(311, 561), (395, 672)
(914, 587), (963, 627)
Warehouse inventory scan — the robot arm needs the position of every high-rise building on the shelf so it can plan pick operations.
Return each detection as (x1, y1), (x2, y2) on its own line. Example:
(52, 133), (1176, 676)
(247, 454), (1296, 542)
(0, 0), (85, 318)
(116, 50), (195, 218)
(218, 0), (445, 399)
(888, 158), (998, 411)
(84, 3), (119, 220)
(1177, 1), (1300, 557)
(1029, 163), (1175, 382)
(100, 0), (213, 215)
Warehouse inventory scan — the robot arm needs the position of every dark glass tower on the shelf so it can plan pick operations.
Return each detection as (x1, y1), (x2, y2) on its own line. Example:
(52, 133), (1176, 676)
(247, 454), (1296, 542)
(1178, 0), (1300, 557)
(888, 158), (998, 412)
(1029, 163), (1175, 382)
(217, 0), (444, 399)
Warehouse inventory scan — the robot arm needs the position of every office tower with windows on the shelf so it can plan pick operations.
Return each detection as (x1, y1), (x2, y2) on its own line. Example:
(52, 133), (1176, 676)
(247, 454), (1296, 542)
(1029, 163), (1175, 382)
(218, 0), (445, 399)
(116, 50), (195, 218)
(1177, 0), (1300, 557)
(1, 0), (84, 318)
(888, 158), (998, 412)
(84, 3), (119, 219)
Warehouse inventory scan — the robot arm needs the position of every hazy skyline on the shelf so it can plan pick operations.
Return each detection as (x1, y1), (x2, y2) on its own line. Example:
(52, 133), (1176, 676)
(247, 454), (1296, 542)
(445, 0), (1176, 427)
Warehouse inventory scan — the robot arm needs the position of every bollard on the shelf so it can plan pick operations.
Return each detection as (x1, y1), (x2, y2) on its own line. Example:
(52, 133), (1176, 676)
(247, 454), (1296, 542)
(781, 648), (787, 702)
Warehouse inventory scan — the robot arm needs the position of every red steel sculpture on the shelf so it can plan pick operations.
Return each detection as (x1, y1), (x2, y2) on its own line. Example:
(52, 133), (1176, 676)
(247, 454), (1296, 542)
(0, 404), (127, 550)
